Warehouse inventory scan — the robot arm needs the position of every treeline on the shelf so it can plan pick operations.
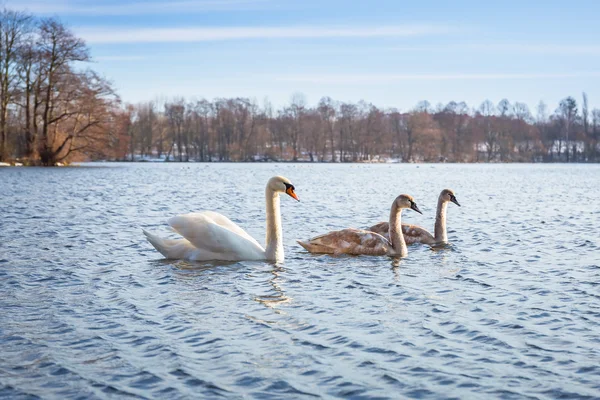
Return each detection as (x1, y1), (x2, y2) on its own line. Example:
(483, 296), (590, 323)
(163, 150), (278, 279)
(0, 8), (122, 165)
(1, 8), (599, 165)
(122, 94), (599, 163)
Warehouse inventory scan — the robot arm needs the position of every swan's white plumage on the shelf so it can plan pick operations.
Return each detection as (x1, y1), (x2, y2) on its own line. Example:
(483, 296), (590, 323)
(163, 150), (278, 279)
(171, 211), (262, 247)
(169, 212), (265, 255)
(143, 230), (208, 260)
(144, 176), (298, 262)
(145, 211), (266, 261)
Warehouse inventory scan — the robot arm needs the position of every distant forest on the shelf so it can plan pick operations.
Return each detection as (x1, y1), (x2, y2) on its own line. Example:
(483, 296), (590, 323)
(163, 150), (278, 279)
(1, 8), (599, 165)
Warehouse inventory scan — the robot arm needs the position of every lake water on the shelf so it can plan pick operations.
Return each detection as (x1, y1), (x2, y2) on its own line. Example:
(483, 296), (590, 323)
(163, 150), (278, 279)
(1, 163), (599, 399)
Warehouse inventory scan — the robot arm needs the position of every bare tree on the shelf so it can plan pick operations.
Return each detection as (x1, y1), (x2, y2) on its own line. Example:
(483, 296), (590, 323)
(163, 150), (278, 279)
(317, 96), (336, 162)
(16, 35), (42, 160)
(582, 92), (590, 160)
(288, 93), (306, 161)
(557, 97), (578, 162)
(50, 72), (119, 163)
(479, 100), (498, 161)
(512, 102), (535, 160)
(0, 9), (597, 167)
(165, 98), (185, 161)
(36, 18), (90, 165)
(415, 100), (431, 113)
(435, 101), (471, 161)
(338, 102), (358, 162)
(388, 109), (406, 160)
(591, 108), (600, 161)
(0, 9), (32, 161)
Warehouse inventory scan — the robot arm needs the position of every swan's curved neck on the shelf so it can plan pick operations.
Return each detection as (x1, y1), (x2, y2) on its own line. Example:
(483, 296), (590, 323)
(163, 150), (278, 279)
(434, 195), (448, 243)
(265, 187), (283, 262)
(388, 204), (407, 257)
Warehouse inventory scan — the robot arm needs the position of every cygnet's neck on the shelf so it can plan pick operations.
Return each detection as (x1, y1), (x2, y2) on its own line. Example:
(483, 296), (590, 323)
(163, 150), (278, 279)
(388, 204), (408, 257)
(434, 194), (448, 243)
(265, 187), (283, 262)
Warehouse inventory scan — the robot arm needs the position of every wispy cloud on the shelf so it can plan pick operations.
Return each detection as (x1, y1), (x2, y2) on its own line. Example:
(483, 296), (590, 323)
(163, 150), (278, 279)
(6, 0), (271, 15)
(276, 72), (600, 84)
(95, 55), (147, 61)
(412, 44), (600, 56)
(265, 43), (600, 56)
(77, 24), (454, 44)
(466, 44), (600, 55)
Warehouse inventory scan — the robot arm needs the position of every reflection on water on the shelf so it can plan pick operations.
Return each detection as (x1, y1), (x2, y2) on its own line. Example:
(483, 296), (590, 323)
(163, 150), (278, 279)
(169, 259), (242, 271)
(254, 265), (292, 310)
(1, 162), (600, 399)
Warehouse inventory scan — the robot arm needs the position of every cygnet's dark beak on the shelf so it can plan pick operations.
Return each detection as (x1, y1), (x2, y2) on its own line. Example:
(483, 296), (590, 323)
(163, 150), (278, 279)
(450, 195), (461, 207)
(411, 202), (423, 214)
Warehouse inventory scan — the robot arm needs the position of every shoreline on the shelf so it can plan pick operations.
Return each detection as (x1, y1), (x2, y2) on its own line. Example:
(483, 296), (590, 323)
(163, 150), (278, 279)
(3, 159), (599, 167)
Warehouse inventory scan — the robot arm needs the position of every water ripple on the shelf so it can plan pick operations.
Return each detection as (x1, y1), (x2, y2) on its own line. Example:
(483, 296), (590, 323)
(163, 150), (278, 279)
(1, 163), (600, 398)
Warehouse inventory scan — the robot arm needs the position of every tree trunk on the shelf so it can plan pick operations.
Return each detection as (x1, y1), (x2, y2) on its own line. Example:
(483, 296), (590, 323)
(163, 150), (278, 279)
(329, 125), (335, 162)
(24, 71), (36, 160)
(407, 130), (413, 162)
(177, 126), (183, 162)
(0, 130), (5, 162)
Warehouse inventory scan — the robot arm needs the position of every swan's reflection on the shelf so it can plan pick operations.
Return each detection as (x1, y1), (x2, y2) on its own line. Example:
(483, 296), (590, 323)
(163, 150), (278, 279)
(429, 242), (454, 253)
(254, 263), (291, 312)
(172, 259), (240, 271)
(430, 243), (462, 277)
(155, 259), (292, 310)
(390, 257), (402, 281)
(150, 258), (243, 277)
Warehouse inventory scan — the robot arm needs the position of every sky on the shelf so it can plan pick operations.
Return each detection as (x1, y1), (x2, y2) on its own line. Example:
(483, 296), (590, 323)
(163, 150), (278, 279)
(8, 0), (600, 112)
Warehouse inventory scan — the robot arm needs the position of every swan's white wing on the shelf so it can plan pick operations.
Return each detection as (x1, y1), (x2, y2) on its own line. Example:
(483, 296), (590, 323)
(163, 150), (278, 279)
(168, 212), (265, 260)
(193, 211), (263, 248)
(144, 230), (215, 260)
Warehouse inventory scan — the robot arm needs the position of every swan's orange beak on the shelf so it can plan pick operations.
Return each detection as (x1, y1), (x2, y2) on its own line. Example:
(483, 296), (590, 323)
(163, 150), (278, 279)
(286, 187), (299, 201)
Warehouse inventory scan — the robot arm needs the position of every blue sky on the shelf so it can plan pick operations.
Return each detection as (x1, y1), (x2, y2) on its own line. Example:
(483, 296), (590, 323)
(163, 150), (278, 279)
(10, 0), (600, 112)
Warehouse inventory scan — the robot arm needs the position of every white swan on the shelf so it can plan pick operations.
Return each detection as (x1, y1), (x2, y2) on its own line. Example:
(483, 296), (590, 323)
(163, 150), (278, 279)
(297, 194), (422, 257)
(368, 189), (460, 245)
(143, 176), (299, 262)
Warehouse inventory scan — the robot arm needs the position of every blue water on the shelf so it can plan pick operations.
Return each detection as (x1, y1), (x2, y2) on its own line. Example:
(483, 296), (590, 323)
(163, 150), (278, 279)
(1, 163), (599, 399)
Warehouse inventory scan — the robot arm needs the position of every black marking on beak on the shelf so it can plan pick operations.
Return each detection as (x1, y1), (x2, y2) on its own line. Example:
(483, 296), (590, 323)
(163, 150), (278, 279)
(450, 195), (461, 207)
(284, 182), (299, 201)
(410, 201), (423, 215)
